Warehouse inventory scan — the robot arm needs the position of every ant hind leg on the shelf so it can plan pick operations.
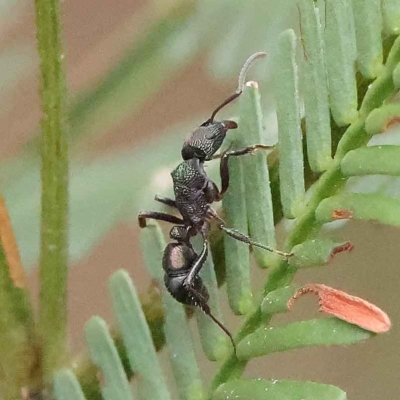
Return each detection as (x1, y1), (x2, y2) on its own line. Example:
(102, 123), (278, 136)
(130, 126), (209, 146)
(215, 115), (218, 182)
(138, 211), (184, 228)
(154, 195), (177, 208)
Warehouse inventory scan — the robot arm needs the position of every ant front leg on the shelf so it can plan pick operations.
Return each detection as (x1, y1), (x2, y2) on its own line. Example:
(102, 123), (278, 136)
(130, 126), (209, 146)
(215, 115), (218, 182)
(217, 144), (274, 198)
(138, 211), (184, 228)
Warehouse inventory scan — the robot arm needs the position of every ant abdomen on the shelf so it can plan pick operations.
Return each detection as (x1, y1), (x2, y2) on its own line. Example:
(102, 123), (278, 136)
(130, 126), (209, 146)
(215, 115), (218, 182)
(164, 273), (209, 307)
(163, 241), (210, 307)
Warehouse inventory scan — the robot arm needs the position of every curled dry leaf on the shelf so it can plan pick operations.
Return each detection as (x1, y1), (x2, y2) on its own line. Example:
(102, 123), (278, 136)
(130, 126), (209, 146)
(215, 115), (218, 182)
(328, 241), (354, 262)
(0, 196), (26, 288)
(287, 283), (391, 333)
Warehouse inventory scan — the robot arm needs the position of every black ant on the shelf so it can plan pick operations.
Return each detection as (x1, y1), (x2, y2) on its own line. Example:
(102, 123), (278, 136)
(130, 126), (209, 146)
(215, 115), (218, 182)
(138, 52), (290, 353)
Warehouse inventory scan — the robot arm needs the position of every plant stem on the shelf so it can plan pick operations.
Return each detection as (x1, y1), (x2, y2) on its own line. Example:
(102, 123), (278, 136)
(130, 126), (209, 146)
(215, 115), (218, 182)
(212, 34), (400, 390)
(34, 0), (69, 382)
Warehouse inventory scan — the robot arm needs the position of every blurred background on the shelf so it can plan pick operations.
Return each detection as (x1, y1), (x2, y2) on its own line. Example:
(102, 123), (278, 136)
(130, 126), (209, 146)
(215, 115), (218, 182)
(1, 0), (398, 398)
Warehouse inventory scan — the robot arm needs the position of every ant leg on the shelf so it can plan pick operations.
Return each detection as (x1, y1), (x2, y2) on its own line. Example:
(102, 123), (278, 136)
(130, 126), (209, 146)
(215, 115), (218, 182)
(184, 239), (208, 288)
(218, 144), (274, 198)
(154, 195), (177, 208)
(138, 211), (184, 228)
(186, 285), (236, 354)
(219, 224), (292, 258)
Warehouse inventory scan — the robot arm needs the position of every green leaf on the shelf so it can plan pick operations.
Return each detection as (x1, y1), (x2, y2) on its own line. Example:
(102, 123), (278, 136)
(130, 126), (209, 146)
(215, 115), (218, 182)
(342, 145), (400, 176)
(140, 224), (206, 400)
(288, 239), (353, 269)
(393, 63), (400, 89)
(212, 378), (347, 400)
(274, 29), (305, 218)
(84, 317), (133, 400)
(351, 0), (383, 78)
(239, 83), (277, 267)
(222, 148), (252, 314)
(315, 193), (400, 226)
(109, 270), (171, 400)
(324, 0), (358, 126)
(54, 369), (87, 400)
(365, 104), (400, 135)
(359, 35), (400, 116)
(382, 0), (400, 34)
(237, 318), (371, 360)
(298, 0), (332, 172)
(261, 285), (297, 315)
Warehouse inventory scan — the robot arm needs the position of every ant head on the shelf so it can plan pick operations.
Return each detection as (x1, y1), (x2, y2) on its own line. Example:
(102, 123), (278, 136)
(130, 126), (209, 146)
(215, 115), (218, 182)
(181, 119), (238, 161)
(181, 52), (267, 162)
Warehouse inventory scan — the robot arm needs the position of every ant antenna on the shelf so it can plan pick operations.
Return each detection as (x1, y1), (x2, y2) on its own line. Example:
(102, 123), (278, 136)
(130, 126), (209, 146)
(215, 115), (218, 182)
(204, 305), (237, 355)
(208, 51), (267, 122)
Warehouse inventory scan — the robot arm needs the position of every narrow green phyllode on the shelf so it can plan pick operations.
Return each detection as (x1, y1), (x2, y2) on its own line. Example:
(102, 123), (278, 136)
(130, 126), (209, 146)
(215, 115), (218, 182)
(34, 0), (69, 378)
(325, 0), (358, 125)
(288, 238), (354, 269)
(237, 318), (371, 360)
(212, 378), (347, 400)
(393, 63), (400, 89)
(223, 162), (252, 313)
(140, 224), (205, 400)
(221, 139), (253, 314)
(54, 369), (87, 400)
(261, 285), (297, 315)
(298, 0), (332, 172)
(238, 83), (277, 266)
(352, 0), (383, 78)
(84, 317), (133, 400)
(342, 146), (400, 176)
(109, 270), (171, 400)
(315, 193), (400, 226)
(365, 104), (400, 135)
(382, 0), (400, 34)
(274, 29), (305, 218)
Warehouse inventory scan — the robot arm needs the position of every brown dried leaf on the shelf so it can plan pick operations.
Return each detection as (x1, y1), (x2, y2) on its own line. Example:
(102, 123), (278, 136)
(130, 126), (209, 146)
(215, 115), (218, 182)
(287, 283), (391, 333)
(0, 197), (26, 288)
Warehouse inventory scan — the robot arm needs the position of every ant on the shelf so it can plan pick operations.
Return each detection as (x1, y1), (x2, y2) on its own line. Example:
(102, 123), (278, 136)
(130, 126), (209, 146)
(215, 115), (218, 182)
(138, 52), (290, 352)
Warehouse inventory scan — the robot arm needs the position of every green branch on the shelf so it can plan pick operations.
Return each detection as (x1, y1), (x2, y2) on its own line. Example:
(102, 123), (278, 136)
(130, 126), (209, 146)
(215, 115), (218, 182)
(212, 34), (400, 389)
(34, 0), (69, 382)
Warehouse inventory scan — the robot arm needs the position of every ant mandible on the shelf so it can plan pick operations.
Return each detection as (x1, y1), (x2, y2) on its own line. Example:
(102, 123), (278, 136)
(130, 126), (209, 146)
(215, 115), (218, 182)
(138, 52), (291, 352)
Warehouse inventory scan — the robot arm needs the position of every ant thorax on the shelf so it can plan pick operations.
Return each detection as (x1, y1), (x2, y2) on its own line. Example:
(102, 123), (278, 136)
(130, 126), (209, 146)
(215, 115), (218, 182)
(171, 159), (218, 227)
